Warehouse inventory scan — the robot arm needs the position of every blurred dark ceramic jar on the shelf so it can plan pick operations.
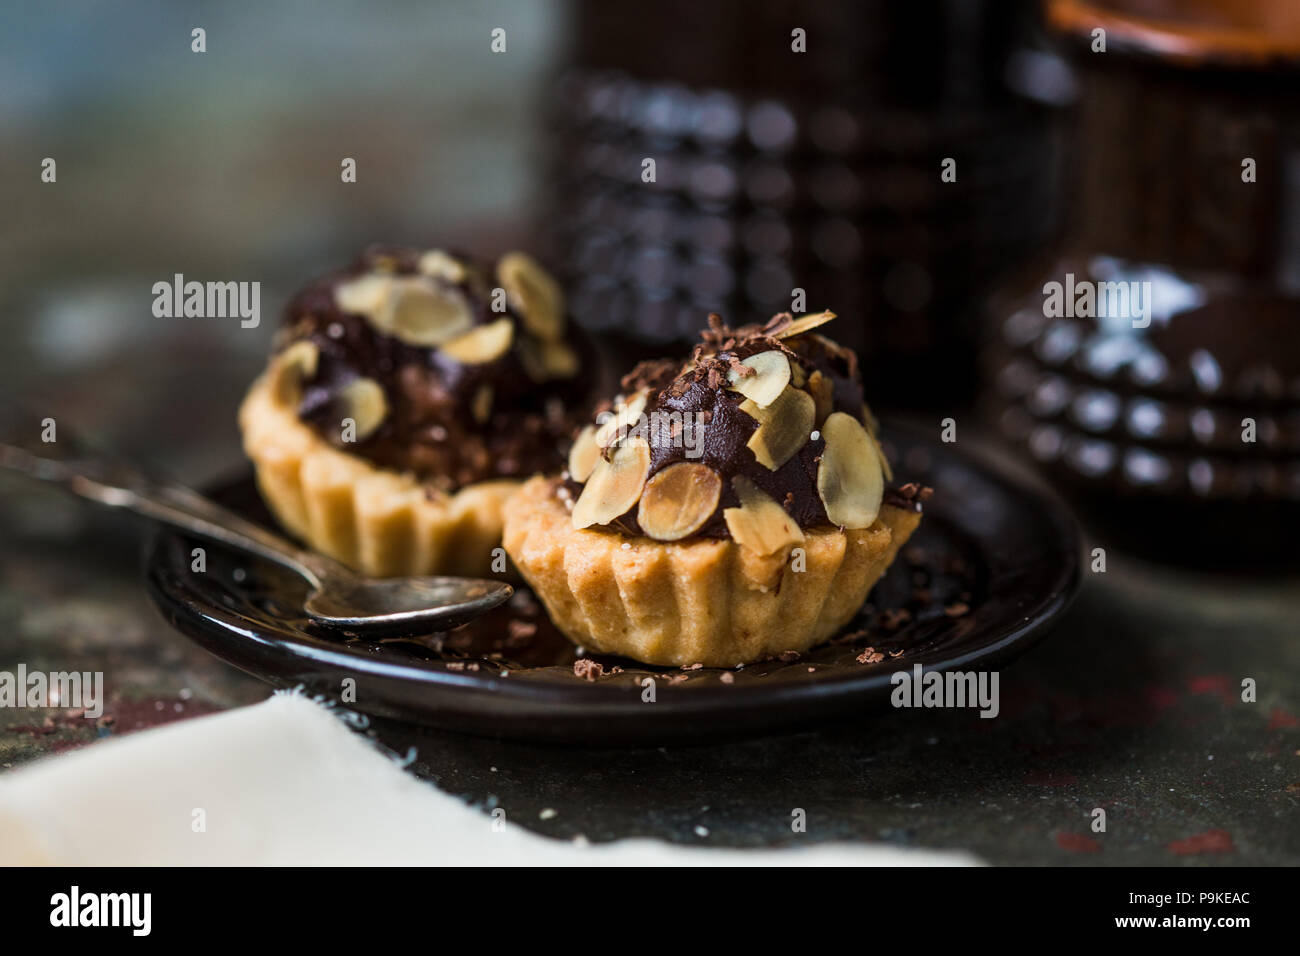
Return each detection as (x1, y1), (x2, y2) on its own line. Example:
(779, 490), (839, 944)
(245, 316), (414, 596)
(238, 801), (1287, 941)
(541, 0), (1063, 409)
(986, 0), (1300, 567)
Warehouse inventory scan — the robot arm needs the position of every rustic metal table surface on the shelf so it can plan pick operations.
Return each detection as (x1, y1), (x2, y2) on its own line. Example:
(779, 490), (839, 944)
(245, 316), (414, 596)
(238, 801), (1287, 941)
(2, 393), (1296, 865)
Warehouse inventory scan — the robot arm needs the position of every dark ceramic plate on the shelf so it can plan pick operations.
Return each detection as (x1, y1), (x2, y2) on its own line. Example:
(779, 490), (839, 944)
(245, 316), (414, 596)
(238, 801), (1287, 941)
(144, 423), (1080, 745)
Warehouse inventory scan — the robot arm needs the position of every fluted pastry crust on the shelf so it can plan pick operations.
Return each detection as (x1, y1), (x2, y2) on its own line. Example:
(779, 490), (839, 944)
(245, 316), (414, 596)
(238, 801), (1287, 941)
(239, 369), (517, 577)
(503, 475), (921, 666)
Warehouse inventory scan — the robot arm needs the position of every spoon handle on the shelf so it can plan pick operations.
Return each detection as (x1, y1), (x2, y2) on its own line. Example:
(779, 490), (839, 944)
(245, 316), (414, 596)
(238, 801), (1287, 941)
(0, 441), (324, 585)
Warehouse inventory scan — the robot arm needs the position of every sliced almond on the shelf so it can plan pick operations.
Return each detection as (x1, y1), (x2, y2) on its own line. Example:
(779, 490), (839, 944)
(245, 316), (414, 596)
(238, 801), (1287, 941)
(594, 390), (648, 448)
(541, 339), (579, 377)
(571, 436), (652, 530)
(807, 370), (834, 424)
(567, 425), (601, 482)
(498, 252), (565, 341)
(859, 403), (893, 481)
(337, 377), (388, 442)
(772, 309), (836, 340)
(334, 274), (392, 316)
(816, 411), (884, 529)
(861, 402), (879, 435)
(471, 384), (494, 425)
(741, 386), (815, 471)
(789, 361), (807, 388)
(517, 338), (546, 382)
(636, 462), (722, 541)
(384, 277), (475, 346)
(441, 317), (514, 364)
(417, 249), (467, 284)
(874, 433), (894, 482)
(726, 350), (790, 408)
(723, 476), (804, 556)
(273, 340), (319, 403)
(370, 277), (473, 347)
(518, 337), (580, 382)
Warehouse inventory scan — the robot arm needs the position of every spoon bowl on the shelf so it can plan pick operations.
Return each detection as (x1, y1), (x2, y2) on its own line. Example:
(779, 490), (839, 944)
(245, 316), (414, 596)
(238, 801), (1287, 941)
(301, 573), (513, 634)
(0, 439), (511, 635)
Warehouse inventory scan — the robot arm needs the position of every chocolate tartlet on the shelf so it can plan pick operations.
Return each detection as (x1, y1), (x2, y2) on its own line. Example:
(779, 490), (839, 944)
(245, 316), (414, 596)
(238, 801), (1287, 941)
(239, 246), (591, 576)
(503, 312), (925, 666)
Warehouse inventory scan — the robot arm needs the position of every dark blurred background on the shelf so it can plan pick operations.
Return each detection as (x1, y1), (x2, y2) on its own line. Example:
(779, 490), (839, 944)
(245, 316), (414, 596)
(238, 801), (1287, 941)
(541, 0), (1067, 405)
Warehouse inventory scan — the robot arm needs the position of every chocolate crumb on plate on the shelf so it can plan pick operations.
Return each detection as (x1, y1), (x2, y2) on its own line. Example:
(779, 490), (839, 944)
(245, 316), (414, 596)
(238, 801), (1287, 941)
(884, 482), (934, 513)
(506, 619), (537, 647)
(880, 608), (913, 630)
(573, 658), (605, 681)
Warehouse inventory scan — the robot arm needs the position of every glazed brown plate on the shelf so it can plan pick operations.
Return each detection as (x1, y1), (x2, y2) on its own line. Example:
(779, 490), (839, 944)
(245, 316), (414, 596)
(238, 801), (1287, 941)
(144, 422), (1080, 745)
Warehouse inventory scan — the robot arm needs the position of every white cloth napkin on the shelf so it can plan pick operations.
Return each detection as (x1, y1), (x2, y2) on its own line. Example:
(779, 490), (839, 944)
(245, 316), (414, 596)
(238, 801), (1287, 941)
(0, 692), (979, 865)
